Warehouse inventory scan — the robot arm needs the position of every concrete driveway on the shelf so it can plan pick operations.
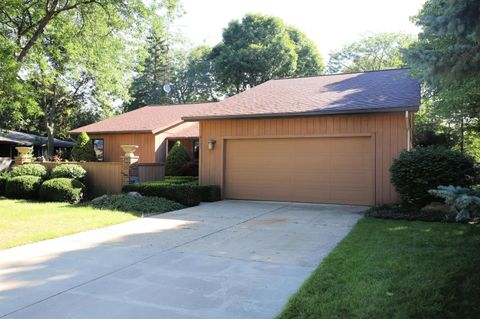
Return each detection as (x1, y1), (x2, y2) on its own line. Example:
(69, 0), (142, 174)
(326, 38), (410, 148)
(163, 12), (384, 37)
(0, 200), (365, 319)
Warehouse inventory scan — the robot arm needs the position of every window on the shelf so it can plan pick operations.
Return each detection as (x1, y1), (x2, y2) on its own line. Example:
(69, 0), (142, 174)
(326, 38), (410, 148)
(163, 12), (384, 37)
(193, 140), (199, 159)
(92, 139), (104, 161)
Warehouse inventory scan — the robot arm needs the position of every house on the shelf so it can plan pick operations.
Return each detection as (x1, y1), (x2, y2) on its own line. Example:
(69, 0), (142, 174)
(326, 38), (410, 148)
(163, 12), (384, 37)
(183, 69), (420, 206)
(70, 103), (216, 163)
(0, 130), (75, 159)
(0, 130), (75, 171)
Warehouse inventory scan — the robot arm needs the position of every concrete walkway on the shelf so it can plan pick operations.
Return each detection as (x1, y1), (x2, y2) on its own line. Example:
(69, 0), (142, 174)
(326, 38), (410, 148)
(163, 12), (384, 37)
(0, 200), (365, 319)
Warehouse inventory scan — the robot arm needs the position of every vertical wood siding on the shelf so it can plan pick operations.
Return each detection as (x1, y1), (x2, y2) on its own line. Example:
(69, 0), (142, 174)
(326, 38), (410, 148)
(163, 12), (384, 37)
(199, 112), (410, 205)
(90, 133), (156, 163)
(41, 162), (123, 196)
(138, 163), (165, 182)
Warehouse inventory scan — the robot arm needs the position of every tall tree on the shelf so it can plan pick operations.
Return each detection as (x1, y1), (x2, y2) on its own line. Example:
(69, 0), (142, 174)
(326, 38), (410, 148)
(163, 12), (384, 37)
(0, 0), (179, 156)
(327, 32), (415, 74)
(124, 17), (177, 111)
(171, 45), (218, 104)
(286, 27), (324, 77)
(211, 14), (324, 95)
(405, 0), (480, 159)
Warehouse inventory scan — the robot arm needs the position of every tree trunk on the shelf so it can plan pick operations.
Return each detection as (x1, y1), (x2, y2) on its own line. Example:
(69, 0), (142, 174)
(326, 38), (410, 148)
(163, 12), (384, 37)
(46, 85), (58, 158)
(46, 124), (55, 158)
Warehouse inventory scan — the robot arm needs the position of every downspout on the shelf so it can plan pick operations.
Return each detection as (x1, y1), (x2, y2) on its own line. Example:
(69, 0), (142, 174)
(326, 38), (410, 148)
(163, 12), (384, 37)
(405, 111), (411, 151)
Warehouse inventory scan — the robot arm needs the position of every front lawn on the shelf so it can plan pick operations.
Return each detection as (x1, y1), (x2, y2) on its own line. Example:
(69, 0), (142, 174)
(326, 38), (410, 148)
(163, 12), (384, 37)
(277, 218), (480, 318)
(0, 198), (141, 249)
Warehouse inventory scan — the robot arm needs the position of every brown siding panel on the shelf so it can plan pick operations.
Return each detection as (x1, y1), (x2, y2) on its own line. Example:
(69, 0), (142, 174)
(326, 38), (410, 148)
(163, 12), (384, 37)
(199, 112), (409, 205)
(90, 133), (156, 163)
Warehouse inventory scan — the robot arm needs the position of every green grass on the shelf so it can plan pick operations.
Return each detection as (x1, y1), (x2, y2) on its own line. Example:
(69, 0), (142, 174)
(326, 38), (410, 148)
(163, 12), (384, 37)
(0, 198), (141, 249)
(277, 218), (480, 319)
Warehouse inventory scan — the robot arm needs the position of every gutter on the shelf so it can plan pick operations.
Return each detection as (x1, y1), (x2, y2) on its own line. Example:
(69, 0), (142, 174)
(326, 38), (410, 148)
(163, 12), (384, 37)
(182, 106), (420, 122)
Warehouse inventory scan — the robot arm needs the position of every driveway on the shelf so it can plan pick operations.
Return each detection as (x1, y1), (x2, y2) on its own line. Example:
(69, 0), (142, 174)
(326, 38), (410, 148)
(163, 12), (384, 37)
(0, 200), (365, 319)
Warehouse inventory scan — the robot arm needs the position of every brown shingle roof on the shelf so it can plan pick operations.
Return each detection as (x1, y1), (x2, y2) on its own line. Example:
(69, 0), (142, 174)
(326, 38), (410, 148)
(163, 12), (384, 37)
(183, 69), (420, 121)
(70, 103), (216, 134)
(164, 122), (199, 139)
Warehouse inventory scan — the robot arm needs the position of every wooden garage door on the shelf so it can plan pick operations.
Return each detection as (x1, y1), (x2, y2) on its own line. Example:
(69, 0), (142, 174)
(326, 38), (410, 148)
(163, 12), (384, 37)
(224, 137), (374, 205)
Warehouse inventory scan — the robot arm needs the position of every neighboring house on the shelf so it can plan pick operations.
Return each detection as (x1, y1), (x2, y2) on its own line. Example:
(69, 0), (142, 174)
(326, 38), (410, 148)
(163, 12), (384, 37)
(183, 69), (420, 206)
(0, 130), (75, 159)
(70, 103), (216, 163)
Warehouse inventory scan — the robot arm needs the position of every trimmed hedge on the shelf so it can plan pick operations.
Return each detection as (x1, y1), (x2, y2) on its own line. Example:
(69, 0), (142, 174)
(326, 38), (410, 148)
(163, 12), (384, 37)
(11, 164), (48, 179)
(5, 175), (42, 199)
(390, 146), (475, 207)
(39, 178), (85, 203)
(89, 194), (185, 215)
(51, 164), (87, 183)
(156, 176), (198, 185)
(122, 183), (221, 207)
(0, 174), (8, 196)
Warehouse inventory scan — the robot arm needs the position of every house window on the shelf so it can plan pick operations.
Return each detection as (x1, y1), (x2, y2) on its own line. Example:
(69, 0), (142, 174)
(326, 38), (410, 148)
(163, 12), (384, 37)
(92, 139), (104, 161)
(193, 140), (199, 159)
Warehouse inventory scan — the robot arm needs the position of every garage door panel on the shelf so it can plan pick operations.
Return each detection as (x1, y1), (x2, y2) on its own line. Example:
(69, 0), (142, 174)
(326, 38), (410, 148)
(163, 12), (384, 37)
(224, 137), (374, 205)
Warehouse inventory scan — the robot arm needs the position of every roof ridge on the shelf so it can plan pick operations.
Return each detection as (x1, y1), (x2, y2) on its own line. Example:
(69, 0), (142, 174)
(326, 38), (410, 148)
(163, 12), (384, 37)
(145, 101), (218, 108)
(271, 68), (411, 81)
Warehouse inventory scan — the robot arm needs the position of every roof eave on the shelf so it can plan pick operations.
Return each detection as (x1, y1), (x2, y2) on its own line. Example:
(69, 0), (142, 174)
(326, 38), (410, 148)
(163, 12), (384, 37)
(69, 129), (154, 135)
(69, 120), (186, 135)
(182, 105), (420, 121)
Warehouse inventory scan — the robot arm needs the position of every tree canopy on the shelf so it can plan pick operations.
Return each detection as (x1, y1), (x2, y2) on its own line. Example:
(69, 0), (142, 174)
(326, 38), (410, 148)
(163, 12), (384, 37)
(405, 0), (480, 160)
(0, 0), (179, 155)
(327, 32), (415, 74)
(211, 13), (324, 95)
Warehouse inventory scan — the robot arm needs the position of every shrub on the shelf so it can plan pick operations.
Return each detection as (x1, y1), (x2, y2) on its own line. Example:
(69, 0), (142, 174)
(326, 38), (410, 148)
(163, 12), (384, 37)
(199, 185), (222, 202)
(72, 132), (96, 161)
(123, 182), (221, 207)
(472, 184), (480, 196)
(5, 175), (42, 199)
(0, 173), (9, 196)
(365, 205), (452, 222)
(11, 164), (48, 179)
(51, 164), (87, 183)
(157, 176), (198, 185)
(390, 146), (475, 207)
(165, 142), (190, 176)
(180, 160), (199, 176)
(88, 194), (184, 215)
(429, 185), (480, 222)
(39, 178), (85, 203)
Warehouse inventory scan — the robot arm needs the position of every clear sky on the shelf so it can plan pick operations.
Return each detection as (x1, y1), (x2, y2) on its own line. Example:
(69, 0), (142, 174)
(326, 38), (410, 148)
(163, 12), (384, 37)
(176, 0), (426, 60)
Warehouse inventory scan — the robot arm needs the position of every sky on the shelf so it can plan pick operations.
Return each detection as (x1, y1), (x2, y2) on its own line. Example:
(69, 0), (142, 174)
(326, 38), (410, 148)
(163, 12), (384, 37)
(175, 0), (426, 60)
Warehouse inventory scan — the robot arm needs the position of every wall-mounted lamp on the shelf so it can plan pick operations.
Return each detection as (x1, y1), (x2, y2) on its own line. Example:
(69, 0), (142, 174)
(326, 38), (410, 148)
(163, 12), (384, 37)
(208, 139), (216, 150)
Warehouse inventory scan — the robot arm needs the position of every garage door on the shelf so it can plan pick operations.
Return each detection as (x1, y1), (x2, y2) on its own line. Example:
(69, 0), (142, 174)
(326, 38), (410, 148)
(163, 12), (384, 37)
(224, 137), (374, 205)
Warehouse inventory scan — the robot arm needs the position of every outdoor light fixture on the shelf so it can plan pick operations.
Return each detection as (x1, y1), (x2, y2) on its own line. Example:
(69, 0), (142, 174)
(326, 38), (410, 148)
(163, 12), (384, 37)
(208, 139), (216, 150)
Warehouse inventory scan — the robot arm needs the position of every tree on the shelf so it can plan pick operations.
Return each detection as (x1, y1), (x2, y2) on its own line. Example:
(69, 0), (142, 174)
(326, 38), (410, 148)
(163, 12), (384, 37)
(286, 27), (324, 77)
(405, 0), (480, 160)
(72, 132), (96, 161)
(327, 32), (415, 74)
(0, 0), (179, 155)
(171, 45), (219, 103)
(124, 17), (177, 111)
(165, 141), (190, 176)
(211, 14), (324, 95)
